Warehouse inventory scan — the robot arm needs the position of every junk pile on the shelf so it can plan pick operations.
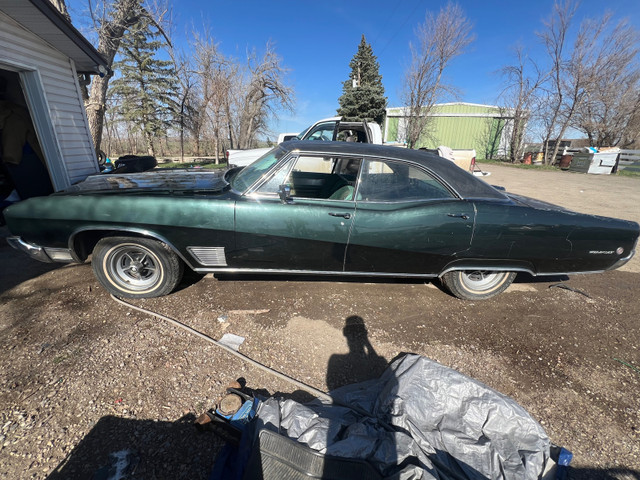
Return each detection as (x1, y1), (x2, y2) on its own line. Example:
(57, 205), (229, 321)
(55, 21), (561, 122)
(199, 354), (571, 480)
(561, 147), (620, 175)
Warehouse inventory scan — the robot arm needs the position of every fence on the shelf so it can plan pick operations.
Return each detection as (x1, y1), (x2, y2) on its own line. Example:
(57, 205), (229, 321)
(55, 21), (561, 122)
(617, 150), (640, 172)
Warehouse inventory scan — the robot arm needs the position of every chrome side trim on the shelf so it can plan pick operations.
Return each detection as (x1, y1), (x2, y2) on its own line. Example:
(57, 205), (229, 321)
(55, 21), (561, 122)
(537, 270), (605, 275)
(192, 267), (438, 278)
(187, 246), (227, 266)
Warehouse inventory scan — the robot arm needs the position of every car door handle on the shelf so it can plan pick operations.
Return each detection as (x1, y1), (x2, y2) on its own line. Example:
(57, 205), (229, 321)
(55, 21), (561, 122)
(447, 213), (470, 220)
(329, 212), (352, 219)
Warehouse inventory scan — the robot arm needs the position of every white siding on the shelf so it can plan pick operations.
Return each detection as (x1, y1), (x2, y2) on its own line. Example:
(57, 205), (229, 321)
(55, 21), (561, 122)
(0, 10), (98, 187)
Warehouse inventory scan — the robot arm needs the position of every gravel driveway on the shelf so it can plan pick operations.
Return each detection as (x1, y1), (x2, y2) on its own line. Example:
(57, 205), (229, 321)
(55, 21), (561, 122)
(1, 164), (639, 479)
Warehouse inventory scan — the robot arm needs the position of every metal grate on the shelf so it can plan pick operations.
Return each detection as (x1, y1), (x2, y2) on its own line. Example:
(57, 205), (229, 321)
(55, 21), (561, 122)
(187, 246), (227, 266)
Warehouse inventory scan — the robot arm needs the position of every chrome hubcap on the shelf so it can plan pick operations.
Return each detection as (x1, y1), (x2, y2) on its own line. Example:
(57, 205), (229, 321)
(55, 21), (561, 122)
(461, 271), (505, 292)
(109, 245), (161, 291)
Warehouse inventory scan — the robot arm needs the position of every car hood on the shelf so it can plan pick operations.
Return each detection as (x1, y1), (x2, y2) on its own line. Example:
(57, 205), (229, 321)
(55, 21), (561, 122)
(62, 169), (229, 194)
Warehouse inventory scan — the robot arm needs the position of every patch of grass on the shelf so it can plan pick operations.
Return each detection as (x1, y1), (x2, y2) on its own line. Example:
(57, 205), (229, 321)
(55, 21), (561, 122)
(476, 159), (640, 178)
(476, 159), (558, 171)
(53, 355), (66, 364)
(618, 168), (640, 178)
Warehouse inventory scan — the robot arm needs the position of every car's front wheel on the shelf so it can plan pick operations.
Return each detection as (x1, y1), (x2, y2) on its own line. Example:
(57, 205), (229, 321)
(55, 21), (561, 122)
(441, 270), (516, 300)
(92, 237), (183, 298)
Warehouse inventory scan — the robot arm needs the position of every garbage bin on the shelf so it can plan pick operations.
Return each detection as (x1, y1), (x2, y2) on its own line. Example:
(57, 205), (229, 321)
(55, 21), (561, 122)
(559, 154), (572, 169)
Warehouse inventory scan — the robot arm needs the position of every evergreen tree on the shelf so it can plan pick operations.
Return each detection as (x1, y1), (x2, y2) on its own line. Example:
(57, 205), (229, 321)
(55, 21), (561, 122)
(109, 18), (179, 156)
(337, 35), (387, 125)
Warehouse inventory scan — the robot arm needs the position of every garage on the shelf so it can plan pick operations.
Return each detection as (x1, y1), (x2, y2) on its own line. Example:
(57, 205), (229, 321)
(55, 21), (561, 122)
(0, 0), (107, 219)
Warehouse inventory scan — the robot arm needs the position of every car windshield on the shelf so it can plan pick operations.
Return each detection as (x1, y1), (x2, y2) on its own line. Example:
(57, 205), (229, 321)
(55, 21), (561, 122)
(230, 147), (286, 192)
(294, 123), (313, 140)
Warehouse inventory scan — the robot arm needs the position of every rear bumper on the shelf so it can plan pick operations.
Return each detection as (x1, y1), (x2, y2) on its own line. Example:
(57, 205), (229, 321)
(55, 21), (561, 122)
(6, 236), (75, 263)
(605, 248), (636, 271)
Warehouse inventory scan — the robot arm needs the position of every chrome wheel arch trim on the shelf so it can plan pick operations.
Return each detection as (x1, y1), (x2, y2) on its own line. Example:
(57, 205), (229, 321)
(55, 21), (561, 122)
(68, 226), (197, 270)
(438, 265), (535, 277)
(438, 265), (608, 277)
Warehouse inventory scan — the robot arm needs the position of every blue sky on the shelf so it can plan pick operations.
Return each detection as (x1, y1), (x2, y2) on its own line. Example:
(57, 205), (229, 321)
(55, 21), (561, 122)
(67, 0), (640, 138)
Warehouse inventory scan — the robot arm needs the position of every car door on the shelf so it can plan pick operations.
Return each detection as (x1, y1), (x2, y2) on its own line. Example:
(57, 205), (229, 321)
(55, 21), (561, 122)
(232, 153), (359, 272)
(345, 158), (475, 275)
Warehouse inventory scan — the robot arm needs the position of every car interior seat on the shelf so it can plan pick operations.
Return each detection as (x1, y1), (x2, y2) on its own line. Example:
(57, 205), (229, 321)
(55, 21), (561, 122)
(329, 185), (355, 201)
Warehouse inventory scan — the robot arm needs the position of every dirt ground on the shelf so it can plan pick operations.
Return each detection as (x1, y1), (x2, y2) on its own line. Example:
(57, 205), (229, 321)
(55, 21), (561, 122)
(1, 164), (639, 479)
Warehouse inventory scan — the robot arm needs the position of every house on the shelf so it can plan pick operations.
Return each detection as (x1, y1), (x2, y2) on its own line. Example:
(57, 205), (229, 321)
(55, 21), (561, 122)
(384, 102), (517, 159)
(0, 0), (107, 204)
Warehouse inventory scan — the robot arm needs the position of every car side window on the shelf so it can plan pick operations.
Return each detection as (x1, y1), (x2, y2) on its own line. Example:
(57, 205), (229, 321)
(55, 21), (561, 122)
(256, 155), (362, 200)
(358, 159), (454, 202)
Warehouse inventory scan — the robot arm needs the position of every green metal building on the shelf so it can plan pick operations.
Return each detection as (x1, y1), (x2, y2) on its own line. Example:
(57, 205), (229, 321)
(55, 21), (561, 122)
(383, 103), (515, 159)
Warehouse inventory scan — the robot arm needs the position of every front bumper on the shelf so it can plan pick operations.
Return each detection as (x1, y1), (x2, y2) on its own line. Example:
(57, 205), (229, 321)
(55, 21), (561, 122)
(6, 236), (75, 263)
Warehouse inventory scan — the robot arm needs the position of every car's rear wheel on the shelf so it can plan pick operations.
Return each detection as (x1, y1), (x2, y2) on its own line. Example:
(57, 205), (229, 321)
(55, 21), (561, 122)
(441, 270), (516, 300)
(92, 237), (183, 298)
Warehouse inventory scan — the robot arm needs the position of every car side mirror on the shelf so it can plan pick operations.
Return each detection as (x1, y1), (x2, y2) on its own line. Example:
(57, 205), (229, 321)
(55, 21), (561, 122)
(278, 184), (293, 204)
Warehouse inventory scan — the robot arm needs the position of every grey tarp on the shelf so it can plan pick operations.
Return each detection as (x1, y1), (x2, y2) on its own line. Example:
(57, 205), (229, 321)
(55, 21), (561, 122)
(256, 354), (551, 479)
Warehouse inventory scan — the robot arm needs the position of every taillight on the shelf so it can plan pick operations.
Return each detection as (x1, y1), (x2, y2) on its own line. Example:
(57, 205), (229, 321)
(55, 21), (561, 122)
(469, 156), (476, 172)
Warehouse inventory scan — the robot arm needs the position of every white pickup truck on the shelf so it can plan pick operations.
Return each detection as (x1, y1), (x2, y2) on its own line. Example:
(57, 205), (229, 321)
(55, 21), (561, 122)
(226, 116), (487, 176)
(225, 116), (383, 167)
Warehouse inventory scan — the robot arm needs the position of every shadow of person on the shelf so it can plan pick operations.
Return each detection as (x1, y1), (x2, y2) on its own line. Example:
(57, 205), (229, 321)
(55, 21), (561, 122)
(326, 315), (388, 392)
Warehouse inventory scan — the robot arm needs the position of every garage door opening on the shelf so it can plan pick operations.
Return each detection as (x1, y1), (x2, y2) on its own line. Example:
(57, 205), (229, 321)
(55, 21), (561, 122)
(0, 68), (54, 210)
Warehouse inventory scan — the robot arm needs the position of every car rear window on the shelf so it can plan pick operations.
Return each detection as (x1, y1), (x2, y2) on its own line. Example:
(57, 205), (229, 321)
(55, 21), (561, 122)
(358, 159), (454, 202)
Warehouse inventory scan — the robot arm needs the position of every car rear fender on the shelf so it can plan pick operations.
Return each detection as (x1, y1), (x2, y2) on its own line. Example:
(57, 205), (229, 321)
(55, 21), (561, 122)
(69, 227), (195, 269)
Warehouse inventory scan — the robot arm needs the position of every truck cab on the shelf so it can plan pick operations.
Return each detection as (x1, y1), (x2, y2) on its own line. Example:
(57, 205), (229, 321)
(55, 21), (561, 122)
(297, 116), (382, 144)
(226, 117), (383, 167)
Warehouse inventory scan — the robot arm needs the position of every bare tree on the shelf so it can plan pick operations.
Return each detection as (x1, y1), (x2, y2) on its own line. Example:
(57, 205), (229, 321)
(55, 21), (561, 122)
(401, 2), (474, 149)
(83, 1), (146, 155)
(537, 0), (577, 164)
(168, 44), (197, 161)
(499, 46), (547, 162)
(190, 29), (236, 161)
(76, 0), (171, 156)
(623, 107), (640, 149)
(536, 1), (638, 163)
(572, 19), (640, 147)
(234, 44), (294, 149)
(49, 0), (72, 21)
(179, 29), (292, 160)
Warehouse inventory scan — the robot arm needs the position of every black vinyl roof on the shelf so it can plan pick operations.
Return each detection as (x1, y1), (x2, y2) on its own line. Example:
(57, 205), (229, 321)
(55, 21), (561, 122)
(278, 141), (508, 200)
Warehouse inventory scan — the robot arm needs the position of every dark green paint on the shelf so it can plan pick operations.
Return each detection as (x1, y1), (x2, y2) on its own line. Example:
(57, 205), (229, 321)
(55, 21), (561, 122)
(347, 199), (475, 273)
(234, 197), (354, 271)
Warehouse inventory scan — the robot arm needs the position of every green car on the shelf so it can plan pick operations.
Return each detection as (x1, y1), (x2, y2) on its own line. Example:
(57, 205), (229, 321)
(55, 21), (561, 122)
(5, 141), (639, 300)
